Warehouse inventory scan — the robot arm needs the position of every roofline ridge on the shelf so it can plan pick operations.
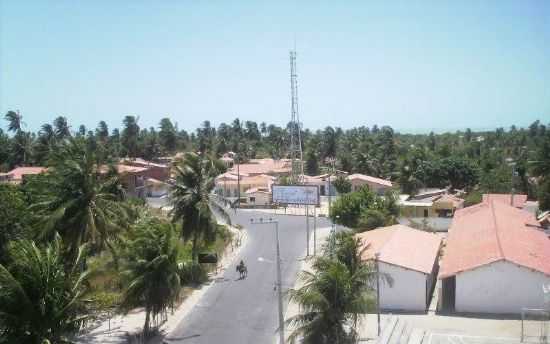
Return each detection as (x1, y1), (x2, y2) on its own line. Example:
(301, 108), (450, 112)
(489, 200), (505, 261)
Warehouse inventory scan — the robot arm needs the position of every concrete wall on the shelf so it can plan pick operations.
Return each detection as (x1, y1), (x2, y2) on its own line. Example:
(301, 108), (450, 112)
(379, 262), (428, 311)
(455, 260), (550, 314)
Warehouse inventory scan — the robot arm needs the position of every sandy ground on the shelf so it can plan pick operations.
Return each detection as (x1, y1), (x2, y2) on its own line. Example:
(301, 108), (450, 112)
(75, 224), (248, 344)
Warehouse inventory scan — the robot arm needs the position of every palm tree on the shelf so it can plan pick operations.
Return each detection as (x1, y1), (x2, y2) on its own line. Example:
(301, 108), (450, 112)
(170, 152), (219, 263)
(0, 235), (90, 343)
(33, 138), (128, 260)
(4, 110), (23, 133)
(286, 232), (384, 344)
(53, 116), (71, 140)
(122, 115), (140, 158)
(120, 218), (181, 337)
(96, 121), (109, 143)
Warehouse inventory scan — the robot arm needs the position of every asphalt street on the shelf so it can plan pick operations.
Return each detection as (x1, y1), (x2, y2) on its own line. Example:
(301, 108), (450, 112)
(165, 208), (334, 344)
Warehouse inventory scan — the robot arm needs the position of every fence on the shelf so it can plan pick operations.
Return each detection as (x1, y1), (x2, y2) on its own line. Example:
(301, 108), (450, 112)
(521, 308), (549, 343)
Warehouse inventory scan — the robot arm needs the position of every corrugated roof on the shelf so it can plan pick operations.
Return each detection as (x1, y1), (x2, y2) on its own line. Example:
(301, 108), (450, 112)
(439, 201), (550, 279)
(347, 174), (393, 187)
(355, 224), (442, 274)
(482, 193), (527, 209)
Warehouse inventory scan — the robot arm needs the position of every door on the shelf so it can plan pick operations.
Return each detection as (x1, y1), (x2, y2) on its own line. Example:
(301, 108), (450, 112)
(441, 276), (456, 313)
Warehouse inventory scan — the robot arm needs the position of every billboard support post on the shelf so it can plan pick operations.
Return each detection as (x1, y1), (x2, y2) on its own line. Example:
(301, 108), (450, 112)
(306, 204), (310, 256)
(313, 206), (317, 256)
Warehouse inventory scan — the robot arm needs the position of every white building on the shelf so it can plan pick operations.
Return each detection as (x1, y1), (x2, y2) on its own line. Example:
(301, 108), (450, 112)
(245, 187), (271, 206)
(355, 224), (442, 312)
(439, 200), (550, 314)
(347, 174), (393, 195)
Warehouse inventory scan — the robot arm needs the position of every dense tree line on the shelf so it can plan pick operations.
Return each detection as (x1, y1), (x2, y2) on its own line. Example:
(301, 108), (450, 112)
(2, 112), (550, 209)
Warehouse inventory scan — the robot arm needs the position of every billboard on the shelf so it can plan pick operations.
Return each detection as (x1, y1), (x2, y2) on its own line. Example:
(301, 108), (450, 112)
(272, 185), (319, 205)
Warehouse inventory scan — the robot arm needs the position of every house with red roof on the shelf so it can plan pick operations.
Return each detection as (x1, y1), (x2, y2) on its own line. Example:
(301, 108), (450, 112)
(482, 193), (528, 209)
(0, 167), (47, 184)
(347, 173), (393, 195)
(355, 224), (442, 311)
(439, 200), (550, 314)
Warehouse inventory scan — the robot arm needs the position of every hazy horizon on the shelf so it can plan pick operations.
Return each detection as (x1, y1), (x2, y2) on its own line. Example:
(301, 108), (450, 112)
(1, 1), (549, 134)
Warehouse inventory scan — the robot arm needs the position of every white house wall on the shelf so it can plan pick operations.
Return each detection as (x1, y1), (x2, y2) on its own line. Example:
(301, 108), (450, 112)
(455, 260), (550, 314)
(379, 262), (427, 311)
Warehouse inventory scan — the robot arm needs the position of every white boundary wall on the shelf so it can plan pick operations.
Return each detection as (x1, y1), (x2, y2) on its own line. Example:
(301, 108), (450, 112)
(379, 262), (428, 311)
(456, 260), (550, 314)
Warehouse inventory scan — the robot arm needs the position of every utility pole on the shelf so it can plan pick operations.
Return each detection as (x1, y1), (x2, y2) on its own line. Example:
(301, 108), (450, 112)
(250, 218), (285, 344)
(313, 206), (317, 255)
(375, 252), (381, 337)
(306, 204), (310, 256)
(275, 220), (285, 344)
(237, 153), (240, 209)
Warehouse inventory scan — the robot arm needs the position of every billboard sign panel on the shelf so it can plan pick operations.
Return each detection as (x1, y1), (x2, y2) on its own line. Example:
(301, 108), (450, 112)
(272, 185), (319, 205)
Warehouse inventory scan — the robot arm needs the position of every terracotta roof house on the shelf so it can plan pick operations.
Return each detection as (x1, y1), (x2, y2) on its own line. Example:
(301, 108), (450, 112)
(482, 193), (528, 209)
(347, 174), (393, 195)
(244, 187), (271, 206)
(121, 158), (170, 181)
(0, 167), (47, 184)
(229, 158), (291, 176)
(214, 173), (275, 198)
(439, 201), (550, 314)
(355, 225), (442, 311)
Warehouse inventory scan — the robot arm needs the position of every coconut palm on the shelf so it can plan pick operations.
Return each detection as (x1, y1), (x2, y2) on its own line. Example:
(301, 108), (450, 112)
(286, 232), (383, 344)
(120, 218), (181, 337)
(53, 116), (71, 140)
(4, 110), (23, 133)
(0, 235), (90, 344)
(170, 152), (219, 262)
(33, 138), (128, 260)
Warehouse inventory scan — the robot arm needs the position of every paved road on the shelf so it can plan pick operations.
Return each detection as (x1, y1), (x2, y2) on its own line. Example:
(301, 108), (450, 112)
(165, 208), (335, 344)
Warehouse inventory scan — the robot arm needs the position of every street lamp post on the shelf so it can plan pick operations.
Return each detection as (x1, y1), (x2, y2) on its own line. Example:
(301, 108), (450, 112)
(375, 252), (381, 337)
(250, 218), (285, 344)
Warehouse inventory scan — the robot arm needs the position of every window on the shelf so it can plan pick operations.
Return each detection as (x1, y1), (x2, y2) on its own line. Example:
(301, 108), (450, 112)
(250, 197), (256, 203)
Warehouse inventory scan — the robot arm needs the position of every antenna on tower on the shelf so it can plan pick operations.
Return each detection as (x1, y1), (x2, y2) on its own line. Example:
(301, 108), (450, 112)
(289, 48), (304, 184)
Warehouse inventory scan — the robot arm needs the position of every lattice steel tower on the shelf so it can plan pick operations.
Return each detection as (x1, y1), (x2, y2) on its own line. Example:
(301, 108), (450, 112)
(289, 50), (304, 184)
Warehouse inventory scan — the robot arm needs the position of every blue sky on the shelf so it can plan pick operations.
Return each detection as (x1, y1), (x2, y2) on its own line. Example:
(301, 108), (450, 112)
(1, 1), (549, 134)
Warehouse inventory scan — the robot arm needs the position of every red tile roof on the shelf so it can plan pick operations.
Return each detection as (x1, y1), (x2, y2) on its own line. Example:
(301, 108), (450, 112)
(116, 164), (149, 174)
(7, 167), (47, 181)
(439, 201), (550, 279)
(347, 174), (393, 187)
(355, 224), (442, 274)
(229, 159), (291, 175)
(482, 193), (527, 209)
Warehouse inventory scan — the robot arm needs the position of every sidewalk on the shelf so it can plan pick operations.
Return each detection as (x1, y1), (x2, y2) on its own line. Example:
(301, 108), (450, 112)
(76, 224), (248, 344)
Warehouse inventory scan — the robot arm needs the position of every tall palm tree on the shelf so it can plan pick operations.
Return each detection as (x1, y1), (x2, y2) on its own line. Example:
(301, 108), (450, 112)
(122, 115), (140, 158)
(286, 232), (384, 344)
(33, 138), (128, 260)
(4, 110), (23, 133)
(170, 152), (219, 262)
(120, 219), (181, 337)
(0, 235), (90, 344)
(53, 116), (71, 140)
